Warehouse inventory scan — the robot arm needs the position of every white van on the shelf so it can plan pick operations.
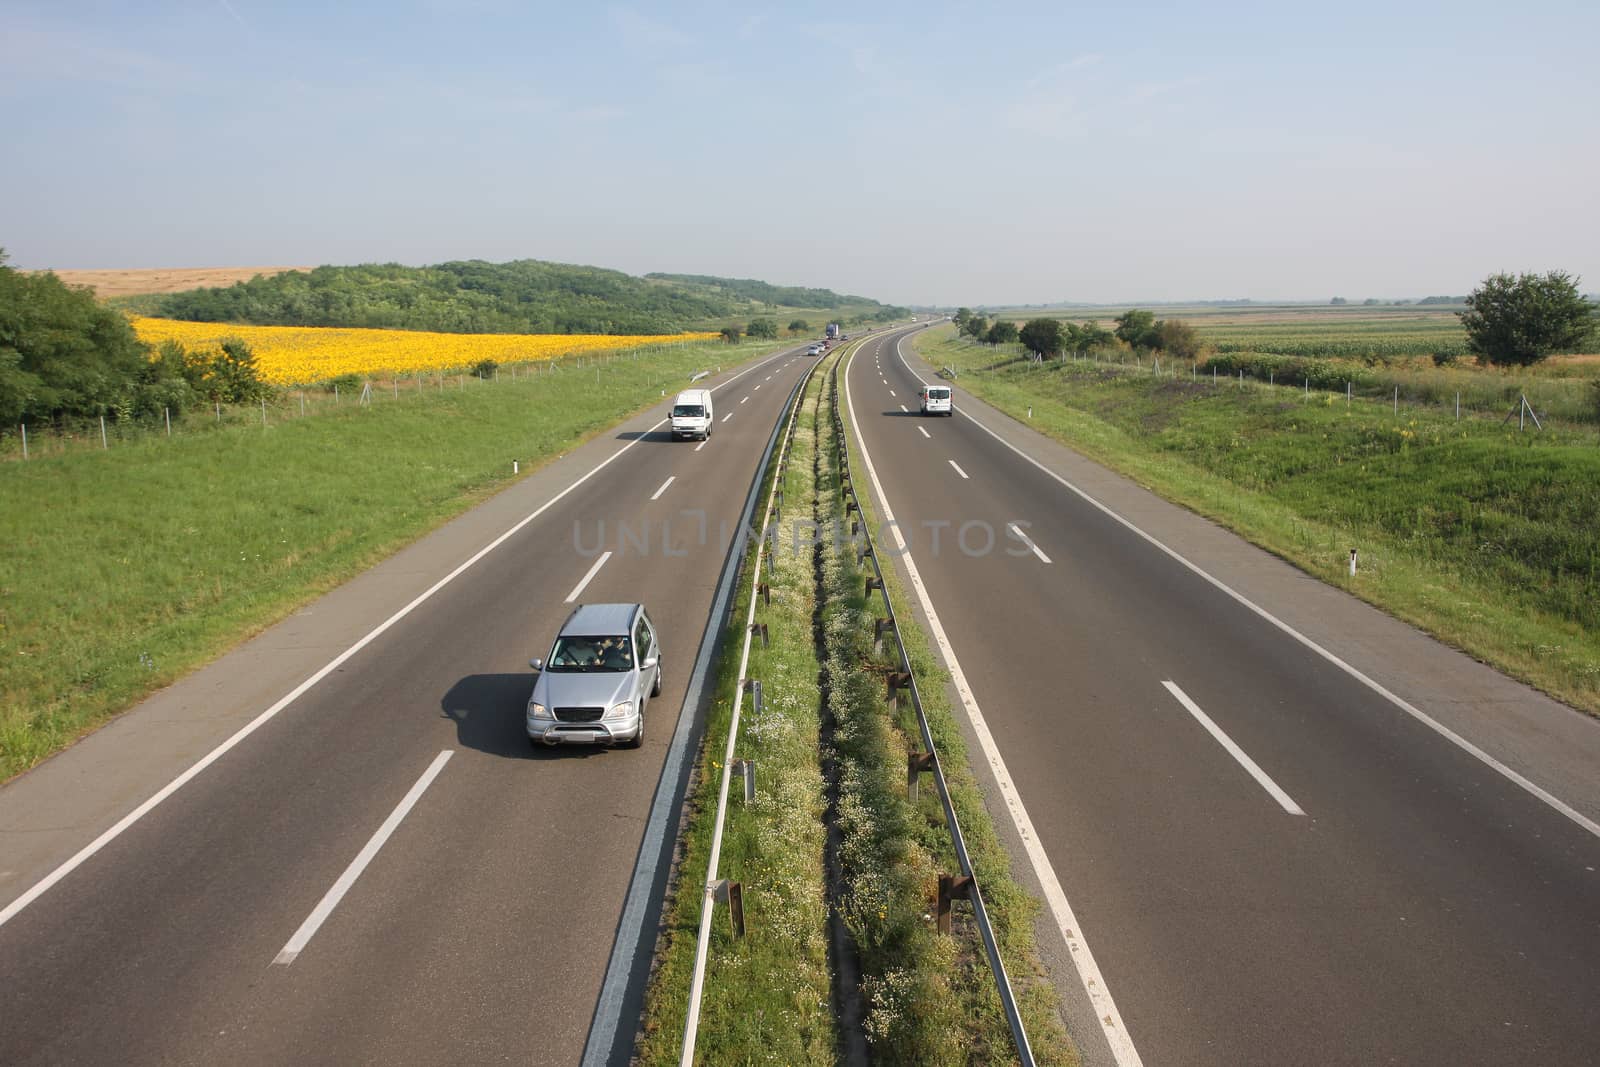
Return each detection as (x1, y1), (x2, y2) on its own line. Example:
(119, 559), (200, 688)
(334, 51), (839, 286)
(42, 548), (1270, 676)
(671, 388), (714, 440)
(919, 384), (952, 416)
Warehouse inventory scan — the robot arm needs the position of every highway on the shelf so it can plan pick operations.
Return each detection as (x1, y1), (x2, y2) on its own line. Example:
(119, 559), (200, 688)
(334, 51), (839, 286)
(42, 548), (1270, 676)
(843, 329), (1600, 1066)
(0, 340), (829, 1065)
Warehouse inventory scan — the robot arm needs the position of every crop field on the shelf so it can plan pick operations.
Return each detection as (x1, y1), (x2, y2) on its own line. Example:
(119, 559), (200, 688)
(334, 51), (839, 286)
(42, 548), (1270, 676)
(130, 317), (720, 385)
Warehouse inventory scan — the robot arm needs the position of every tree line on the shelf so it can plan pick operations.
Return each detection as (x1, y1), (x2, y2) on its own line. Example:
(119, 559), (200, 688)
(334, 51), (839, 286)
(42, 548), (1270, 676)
(952, 307), (1201, 360)
(950, 272), (1594, 367)
(1, 252), (265, 425)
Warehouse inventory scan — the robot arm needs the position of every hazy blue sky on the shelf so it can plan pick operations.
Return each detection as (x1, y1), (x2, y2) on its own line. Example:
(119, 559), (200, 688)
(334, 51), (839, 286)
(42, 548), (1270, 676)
(4, 0), (1597, 305)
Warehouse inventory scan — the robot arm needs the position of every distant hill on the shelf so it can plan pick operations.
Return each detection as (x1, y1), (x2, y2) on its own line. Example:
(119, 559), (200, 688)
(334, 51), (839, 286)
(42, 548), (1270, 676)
(643, 272), (892, 312)
(145, 260), (905, 335)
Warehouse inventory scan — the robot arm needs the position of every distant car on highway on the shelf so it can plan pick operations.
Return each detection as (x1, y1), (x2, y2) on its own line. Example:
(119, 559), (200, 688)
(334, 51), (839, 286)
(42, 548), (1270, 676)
(527, 603), (661, 748)
(807, 343), (824, 356)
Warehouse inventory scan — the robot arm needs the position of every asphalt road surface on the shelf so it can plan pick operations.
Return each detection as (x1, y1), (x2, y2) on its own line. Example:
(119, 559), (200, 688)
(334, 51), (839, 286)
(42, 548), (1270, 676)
(845, 330), (1600, 1066)
(0, 339), (836, 1065)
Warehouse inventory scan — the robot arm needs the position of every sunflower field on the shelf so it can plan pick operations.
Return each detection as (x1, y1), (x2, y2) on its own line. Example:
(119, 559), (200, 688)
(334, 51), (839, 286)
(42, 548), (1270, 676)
(131, 318), (719, 386)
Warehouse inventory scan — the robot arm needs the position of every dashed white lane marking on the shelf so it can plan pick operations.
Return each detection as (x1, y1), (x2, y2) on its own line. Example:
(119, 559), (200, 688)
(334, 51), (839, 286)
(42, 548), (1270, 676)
(841, 349), (1144, 1066)
(917, 426), (931, 438)
(694, 440), (707, 452)
(889, 389), (896, 397)
(740, 396), (750, 404)
(721, 413), (732, 422)
(565, 550), (612, 603)
(899, 404), (908, 412)
(887, 334), (1600, 843)
(1006, 522), (1052, 564)
(948, 460), (969, 479)
(650, 476), (675, 501)
(273, 750), (454, 965)
(0, 344), (805, 932)
(1162, 682), (1306, 816)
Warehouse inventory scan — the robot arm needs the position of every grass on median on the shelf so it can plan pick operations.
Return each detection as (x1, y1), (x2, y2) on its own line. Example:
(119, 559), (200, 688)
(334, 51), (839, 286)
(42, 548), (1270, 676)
(830, 362), (1078, 1065)
(917, 326), (1600, 716)
(0, 338), (791, 781)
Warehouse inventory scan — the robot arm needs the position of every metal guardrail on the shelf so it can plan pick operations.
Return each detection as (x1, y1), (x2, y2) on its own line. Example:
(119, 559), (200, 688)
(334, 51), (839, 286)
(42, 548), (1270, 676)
(825, 351), (1038, 1066)
(678, 343), (834, 1065)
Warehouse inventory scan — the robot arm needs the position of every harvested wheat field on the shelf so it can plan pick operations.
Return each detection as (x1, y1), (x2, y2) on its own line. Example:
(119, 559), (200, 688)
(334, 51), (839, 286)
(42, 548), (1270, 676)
(48, 266), (309, 298)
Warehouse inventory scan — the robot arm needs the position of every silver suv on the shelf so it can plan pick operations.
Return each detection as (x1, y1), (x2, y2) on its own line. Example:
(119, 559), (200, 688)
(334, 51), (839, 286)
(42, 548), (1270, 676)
(527, 603), (661, 748)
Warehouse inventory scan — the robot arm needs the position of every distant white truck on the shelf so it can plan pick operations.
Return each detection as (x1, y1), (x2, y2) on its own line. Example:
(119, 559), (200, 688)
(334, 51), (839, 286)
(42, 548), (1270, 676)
(670, 388), (714, 440)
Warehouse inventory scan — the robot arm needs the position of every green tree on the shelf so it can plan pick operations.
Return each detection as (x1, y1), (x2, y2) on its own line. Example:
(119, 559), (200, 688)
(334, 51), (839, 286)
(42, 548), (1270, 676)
(1018, 318), (1064, 358)
(0, 254), (154, 424)
(985, 320), (1019, 346)
(1459, 271), (1597, 366)
(1063, 320), (1113, 352)
(788, 318), (810, 334)
(746, 318), (779, 339)
(1330, 297), (1348, 305)
(953, 307), (973, 329)
(719, 325), (743, 343)
(960, 314), (989, 340)
(1114, 309), (1158, 349)
(1152, 319), (1202, 360)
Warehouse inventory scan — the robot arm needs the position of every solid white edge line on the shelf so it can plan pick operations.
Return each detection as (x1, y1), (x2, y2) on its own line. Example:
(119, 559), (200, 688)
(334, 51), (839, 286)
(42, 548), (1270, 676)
(0, 344), (799, 930)
(918, 426), (931, 438)
(948, 459), (969, 480)
(273, 749), (454, 965)
(650, 475), (675, 501)
(564, 550), (612, 603)
(844, 344), (1145, 1067)
(1006, 522), (1052, 564)
(1162, 682), (1305, 816)
(891, 333), (1600, 842)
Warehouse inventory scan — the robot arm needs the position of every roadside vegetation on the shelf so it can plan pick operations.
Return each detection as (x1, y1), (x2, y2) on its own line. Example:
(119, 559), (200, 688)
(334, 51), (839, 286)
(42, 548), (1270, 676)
(913, 323), (1600, 716)
(639, 345), (1076, 1065)
(0, 336), (792, 780)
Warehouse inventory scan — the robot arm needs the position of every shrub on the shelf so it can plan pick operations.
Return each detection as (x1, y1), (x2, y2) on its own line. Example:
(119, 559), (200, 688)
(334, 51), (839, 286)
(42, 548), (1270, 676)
(472, 358), (498, 379)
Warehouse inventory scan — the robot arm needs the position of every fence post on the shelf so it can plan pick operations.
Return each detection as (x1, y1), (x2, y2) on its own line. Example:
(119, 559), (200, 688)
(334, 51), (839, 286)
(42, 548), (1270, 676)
(165, 407), (171, 436)
(1394, 386), (1398, 415)
(262, 398), (267, 426)
(100, 415), (107, 449)
(19, 423), (26, 460)
(1456, 392), (1460, 421)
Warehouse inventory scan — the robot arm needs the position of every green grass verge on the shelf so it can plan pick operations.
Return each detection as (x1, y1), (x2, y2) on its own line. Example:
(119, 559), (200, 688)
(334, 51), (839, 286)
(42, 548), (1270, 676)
(916, 326), (1600, 716)
(0, 338), (792, 781)
(830, 359), (1078, 1065)
(636, 359), (835, 1064)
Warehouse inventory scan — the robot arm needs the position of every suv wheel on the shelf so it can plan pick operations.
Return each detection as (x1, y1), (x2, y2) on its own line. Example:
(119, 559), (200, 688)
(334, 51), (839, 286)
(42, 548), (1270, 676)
(624, 703), (644, 749)
(651, 664), (663, 697)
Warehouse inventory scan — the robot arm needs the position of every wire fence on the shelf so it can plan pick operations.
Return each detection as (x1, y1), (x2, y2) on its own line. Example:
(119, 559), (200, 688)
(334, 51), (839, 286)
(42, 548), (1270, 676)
(943, 342), (1600, 435)
(0, 343), (726, 463)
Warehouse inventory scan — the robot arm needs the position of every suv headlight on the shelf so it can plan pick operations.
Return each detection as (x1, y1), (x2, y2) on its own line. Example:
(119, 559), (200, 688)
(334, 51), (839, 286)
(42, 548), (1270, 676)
(528, 702), (552, 720)
(604, 701), (634, 721)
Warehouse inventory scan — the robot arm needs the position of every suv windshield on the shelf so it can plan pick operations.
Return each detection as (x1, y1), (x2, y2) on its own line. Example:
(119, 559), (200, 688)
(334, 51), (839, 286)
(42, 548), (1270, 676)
(546, 635), (634, 672)
(672, 405), (705, 418)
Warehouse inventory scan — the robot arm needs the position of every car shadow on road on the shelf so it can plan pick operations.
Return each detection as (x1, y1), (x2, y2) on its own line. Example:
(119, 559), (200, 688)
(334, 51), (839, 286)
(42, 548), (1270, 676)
(440, 673), (606, 760)
(882, 410), (928, 417)
(613, 429), (675, 443)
